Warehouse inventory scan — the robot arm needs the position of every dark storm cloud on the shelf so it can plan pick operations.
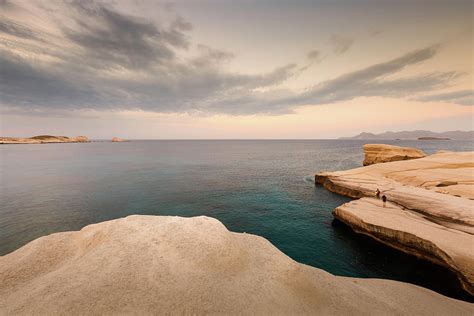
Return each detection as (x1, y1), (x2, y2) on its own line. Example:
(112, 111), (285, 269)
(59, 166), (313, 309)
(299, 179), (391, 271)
(64, 2), (189, 69)
(0, 0), (301, 114)
(0, 50), (112, 108)
(0, 1), (465, 115)
(414, 90), (474, 105)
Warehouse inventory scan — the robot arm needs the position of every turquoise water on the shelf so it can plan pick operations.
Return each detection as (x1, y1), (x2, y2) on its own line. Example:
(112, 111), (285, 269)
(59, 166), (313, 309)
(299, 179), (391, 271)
(1, 140), (473, 300)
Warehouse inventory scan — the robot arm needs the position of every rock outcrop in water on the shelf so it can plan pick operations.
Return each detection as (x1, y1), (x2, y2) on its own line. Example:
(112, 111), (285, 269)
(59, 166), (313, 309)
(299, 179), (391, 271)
(362, 144), (426, 166)
(111, 137), (128, 142)
(0, 135), (89, 144)
(315, 150), (474, 296)
(1, 215), (472, 315)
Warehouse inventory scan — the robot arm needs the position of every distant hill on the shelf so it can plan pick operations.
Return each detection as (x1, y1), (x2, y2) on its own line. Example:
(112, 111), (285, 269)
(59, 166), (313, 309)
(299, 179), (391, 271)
(339, 130), (474, 140)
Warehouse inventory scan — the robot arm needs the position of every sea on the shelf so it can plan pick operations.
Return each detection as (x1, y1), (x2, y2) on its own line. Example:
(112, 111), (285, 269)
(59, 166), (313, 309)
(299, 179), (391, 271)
(1, 139), (473, 301)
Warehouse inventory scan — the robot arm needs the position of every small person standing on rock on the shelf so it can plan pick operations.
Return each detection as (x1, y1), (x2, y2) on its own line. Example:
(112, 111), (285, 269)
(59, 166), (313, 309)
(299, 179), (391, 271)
(382, 195), (387, 207)
(375, 188), (380, 199)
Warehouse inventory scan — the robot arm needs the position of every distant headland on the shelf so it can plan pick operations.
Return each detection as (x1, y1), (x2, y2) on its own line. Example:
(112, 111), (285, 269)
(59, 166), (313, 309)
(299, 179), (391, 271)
(0, 135), (90, 144)
(417, 137), (450, 140)
(0, 135), (130, 144)
(339, 130), (473, 140)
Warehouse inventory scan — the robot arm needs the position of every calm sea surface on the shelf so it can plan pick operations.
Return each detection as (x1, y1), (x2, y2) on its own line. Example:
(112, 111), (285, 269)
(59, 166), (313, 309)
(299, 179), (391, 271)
(1, 140), (473, 300)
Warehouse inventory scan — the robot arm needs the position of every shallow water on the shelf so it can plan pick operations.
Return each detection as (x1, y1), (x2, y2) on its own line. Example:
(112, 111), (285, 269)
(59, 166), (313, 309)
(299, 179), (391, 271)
(1, 139), (473, 301)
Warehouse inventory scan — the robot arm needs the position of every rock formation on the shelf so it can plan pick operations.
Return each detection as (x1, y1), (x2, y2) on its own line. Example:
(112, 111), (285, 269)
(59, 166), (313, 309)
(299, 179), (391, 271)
(0, 135), (89, 144)
(74, 136), (89, 142)
(315, 150), (474, 296)
(111, 137), (128, 142)
(1, 215), (472, 315)
(362, 144), (426, 166)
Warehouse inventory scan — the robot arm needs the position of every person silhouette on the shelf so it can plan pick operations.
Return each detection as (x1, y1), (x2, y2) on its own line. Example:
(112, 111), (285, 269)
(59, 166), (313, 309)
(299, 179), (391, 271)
(382, 195), (387, 207)
(375, 188), (380, 199)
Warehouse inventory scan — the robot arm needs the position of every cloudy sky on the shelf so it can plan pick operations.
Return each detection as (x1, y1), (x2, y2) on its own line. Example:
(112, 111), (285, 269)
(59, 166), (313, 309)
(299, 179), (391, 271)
(0, 0), (472, 139)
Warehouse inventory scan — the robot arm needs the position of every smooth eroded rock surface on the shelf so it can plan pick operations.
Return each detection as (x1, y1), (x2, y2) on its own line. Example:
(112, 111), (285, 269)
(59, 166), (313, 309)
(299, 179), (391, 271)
(363, 144), (426, 166)
(334, 198), (474, 295)
(1, 215), (472, 315)
(316, 150), (474, 295)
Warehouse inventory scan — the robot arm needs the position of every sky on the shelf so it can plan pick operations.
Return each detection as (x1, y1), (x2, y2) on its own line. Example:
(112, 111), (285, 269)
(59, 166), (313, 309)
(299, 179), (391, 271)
(0, 0), (473, 139)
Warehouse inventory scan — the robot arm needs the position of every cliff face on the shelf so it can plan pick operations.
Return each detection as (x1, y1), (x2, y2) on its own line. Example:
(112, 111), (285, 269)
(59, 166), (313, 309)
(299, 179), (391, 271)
(0, 135), (89, 144)
(1, 215), (472, 315)
(315, 150), (474, 296)
(333, 198), (474, 295)
(362, 144), (426, 166)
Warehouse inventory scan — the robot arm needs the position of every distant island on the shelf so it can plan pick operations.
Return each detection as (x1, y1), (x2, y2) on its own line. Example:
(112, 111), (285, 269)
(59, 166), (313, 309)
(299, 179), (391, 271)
(418, 137), (450, 140)
(112, 137), (129, 142)
(339, 130), (473, 140)
(0, 135), (89, 144)
(0, 135), (133, 144)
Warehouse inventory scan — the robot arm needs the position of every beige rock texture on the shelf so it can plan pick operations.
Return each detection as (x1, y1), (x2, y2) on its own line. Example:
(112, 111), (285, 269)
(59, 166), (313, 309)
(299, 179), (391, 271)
(334, 198), (474, 295)
(1, 215), (473, 315)
(363, 144), (426, 166)
(0, 135), (89, 144)
(315, 150), (474, 296)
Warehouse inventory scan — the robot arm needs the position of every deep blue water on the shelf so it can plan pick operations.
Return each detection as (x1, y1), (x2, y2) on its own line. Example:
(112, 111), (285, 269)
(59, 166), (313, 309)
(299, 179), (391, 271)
(1, 139), (473, 300)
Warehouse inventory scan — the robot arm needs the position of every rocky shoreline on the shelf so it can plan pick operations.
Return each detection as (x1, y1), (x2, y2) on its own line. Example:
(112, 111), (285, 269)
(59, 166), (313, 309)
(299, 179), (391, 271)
(1, 215), (473, 314)
(315, 145), (474, 296)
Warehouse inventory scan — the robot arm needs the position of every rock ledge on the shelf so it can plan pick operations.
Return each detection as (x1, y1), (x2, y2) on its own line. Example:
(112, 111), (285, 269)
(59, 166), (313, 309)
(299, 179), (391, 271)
(316, 150), (474, 296)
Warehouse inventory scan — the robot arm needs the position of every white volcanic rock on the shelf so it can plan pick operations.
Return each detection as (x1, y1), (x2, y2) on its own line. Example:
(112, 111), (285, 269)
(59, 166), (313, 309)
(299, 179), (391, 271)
(334, 198), (474, 296)
(315, 150), (474, 295)
(363, 144), (426, 166)
(1, 215), (472, 315)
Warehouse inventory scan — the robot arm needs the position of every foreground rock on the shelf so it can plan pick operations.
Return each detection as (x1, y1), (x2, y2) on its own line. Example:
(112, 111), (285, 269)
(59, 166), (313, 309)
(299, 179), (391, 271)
(1, 216), (472, 315)
(0, 135), (89, 144)
(362, 144), (426, 166)
(316, 150), (474, 296)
